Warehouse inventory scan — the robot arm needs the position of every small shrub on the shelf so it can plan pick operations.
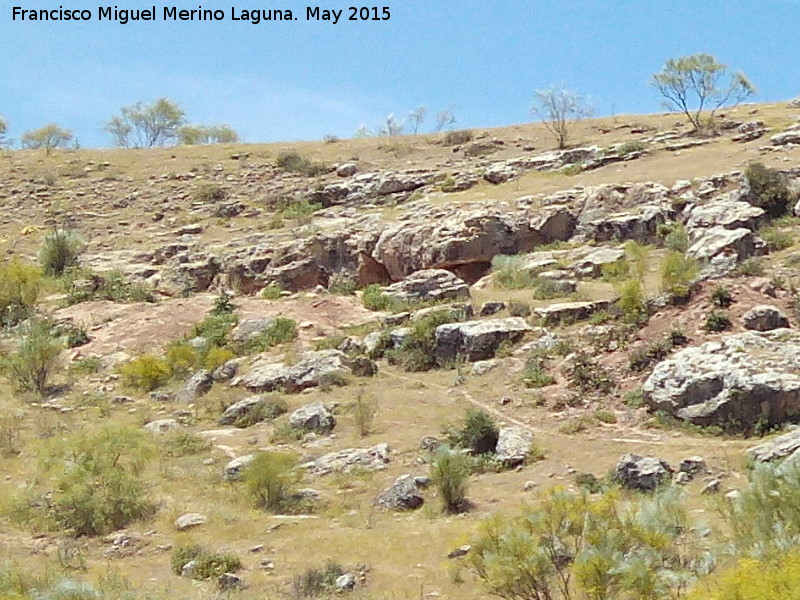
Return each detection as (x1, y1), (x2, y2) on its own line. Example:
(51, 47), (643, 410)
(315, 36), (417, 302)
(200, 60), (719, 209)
(1, 318), (62, 396)
(171, 544), (242, 580)
(440, 176), (457, 192)
(352, 390), (378, 437)
(624, 389), (646, 407)
(745, 161), (791, 218)
(558, 415), (594, 434)
(664, 223), (689, 253)
(531, 278), (570, 300)
(660, 251), (700, 300)
(574, 471), (604, 493)
(39, 229), (83, 277)
(193, 311), (237, 347)
(615, 278), (647, 323)
(261, 283), (283, 299)
(387, 310), (455, 372)
(47, 425), (155, 536)
(508, 301), (531, 317)
(161, 431), (211, 457)
(668, 327), (689, 347)
(193, 183), (226, 203)
(0, 260), (42, 326)
(492, 255), (540, 290)
(594, 409), (617, 424)
(710, 284), (734, 308)
(629, 338), (671, 372)
(443, 129), (474, 146)
(0, 412), (24, 458)
(204, 346), (235, 371)
(601, 259), (630, 282)
(64, 270), (155, 305)
(561, 164), (583, 176)
(616, 140), (646, 156)
(565, 351), (615, 393)
(277, 197), (322, 221)
(211, 290), (235, 315)
(291, 560), (346, 599)
(361, 284), (391, 311)
(327, 272), (358, 296)
(735, 257), (765, 277)
(521, 356), (556, 388)
(760, 225), (794, 251)
(243, 452), (300, 513)
(275, 151), (328, 176)
(164, 342), (198, 377)
(69, 356), (101, 375)
(704, 310), (732, 332)
(248, 317), (298, 351)
(431, 447), (469, 514)
(64, 327), (90, 348)
(118, 354), (170, 391)
(444, 408), (499, 454)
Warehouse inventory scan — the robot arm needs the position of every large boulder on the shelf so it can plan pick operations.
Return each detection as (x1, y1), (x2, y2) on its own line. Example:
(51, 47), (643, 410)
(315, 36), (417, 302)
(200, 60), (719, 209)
(289, 402), (336, 433)
(569, 247), (625, 278)
(383, 269), (470, 303)
(236, 350), (350, 393)
(533, 300), (613, 326)
(495, 426), (535, 467)
(614, 454), (673, 491)
(218, 396), (271, 427)
(434, 317), (532, 362)
(742, 305), (790, 331)
(375, 474), (425, 510)
(176, 369), (213, 403)
(687, 199), (765, 231)
(687, 227), (766, 262)
(304, 443), (391, 476)
(224, 454), (256, 481)
(643, 330), (800, 429)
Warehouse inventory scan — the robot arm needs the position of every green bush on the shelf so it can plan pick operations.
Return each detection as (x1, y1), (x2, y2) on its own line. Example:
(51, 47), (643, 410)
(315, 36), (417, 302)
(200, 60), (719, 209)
(39, 229), (83, 277)
(46, 425), (155, 536)
(327, 272), (358, 295)
(291, 560), (347, 599)
(521, 355), (556, 388)
(443, 129), (474, 146)
(118, 354), (170, 391)
(1, 318), (62, 396)
(352, 390), (378, 437)
(660, 251), (700, 300)
(243, 452), (299, 513)
(193, 183), (227, 203)
(760, 225), (794, 251)
(735, 257), (765, 277)
(615, 278), (647, 323)
(658, 222), (689, 253)
(161, 430), (211, 457)
(247, 317), (298, 351)
(601, 259), (630, 282)
(629, 338), (672, 372)
(565, 351), (615, 393)
(277, 197), (322, 221)
(745, 161), (791, 218)
(386, 310), (455, 371)
(164, 341), (198, 377)
(704, 310), (732, 332)
(261, 283), (283, 299)
(211, 290), (235, 315)
(444, 408), (499, 454)
(711, 284), (734, 308)
(171, 544), (242, 580)
(275, 151), (328, 176)
(361, 284), (392, 311)
(431, 447), (469, 514)
(64, 270), (155, 305)
(0, 260), (42, 326)
(492, 255), (540, 290)
(193, 311), (238, 347)
(234, 397), (287, 428)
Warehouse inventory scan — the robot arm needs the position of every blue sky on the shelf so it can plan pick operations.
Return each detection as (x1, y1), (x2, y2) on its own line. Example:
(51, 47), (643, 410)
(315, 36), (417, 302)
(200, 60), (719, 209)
(1, 0), (798, 147)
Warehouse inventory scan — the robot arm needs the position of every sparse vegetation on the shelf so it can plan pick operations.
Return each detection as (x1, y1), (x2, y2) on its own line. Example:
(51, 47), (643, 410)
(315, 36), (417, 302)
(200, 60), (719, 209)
(745, 161), (792, 218)
(532, 85), (593, 148)
(291, 560), (347, 599)
(118, 354), (171, 391)
(1, 318), (62, 396)
(430, 447), (469, 514)
(0, 260), (42, 326)
(660, 250), (700, 301)
(352, 390), (378, 436)
(386, 310), (455, 371)
(21, 124), (74, 152)
(711, 283), (734, 307)
(106, 98), (186, 147)
(443, 409), (499, 454)
(565, 351), (615, 394)
(275, 151), (328, 176)
(243, 451), (300, 513)
(171, 544), (242, 580)
(704, 309), (732, 332)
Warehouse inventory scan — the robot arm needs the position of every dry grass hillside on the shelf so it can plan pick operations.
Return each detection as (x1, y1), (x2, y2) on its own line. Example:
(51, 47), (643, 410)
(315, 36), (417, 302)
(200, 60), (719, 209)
(2, 102), (800, 600)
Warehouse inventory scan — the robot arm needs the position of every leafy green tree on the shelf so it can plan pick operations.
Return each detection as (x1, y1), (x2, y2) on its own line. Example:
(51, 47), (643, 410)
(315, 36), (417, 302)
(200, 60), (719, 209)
(178, 124), (239, 145)
(20, 124), (73, 153)
(105, 98), (186, 147)
(651, 53), (755, 131)
(532, 86), (593, 149)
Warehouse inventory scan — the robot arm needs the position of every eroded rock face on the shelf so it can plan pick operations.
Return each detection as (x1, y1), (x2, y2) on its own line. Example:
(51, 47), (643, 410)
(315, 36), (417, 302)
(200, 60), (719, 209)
(687, 227), (766, 262)
(383, 269), (470, 303)
(643, 330), (800, 429)
(434, 317), (532, 362)
(687, 198), (765, 231)
(236, 350), (350, 393)
(615, 454), (672, 491)
(742, 305), (790, 331)
(748, 428), (800, 463)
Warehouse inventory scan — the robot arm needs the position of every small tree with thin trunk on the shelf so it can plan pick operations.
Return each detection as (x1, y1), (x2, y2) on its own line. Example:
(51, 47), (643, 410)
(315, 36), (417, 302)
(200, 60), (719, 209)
(651, 53), (755, 132)
(532, 86), (593, 149)
(20, 124), (73, 153)
(106, 98), (186, 148)
(408, 106), (428, 134)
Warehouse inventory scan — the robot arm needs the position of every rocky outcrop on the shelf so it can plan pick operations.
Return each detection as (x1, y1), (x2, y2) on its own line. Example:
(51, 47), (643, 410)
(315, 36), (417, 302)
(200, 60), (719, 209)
(304, 443), (391, 476)
(687, 198), (765, 231)
(748, 428), (800, 463)
(687, 227), (766, 262)
(289, 402), (336, 433)
(614, 454), (673, 491)
(434, 317), (532, 362)
(236, 350), (350, 393)
(534, 300), (613, 326)
(569, 247), (625, 278)
(742, 305), (790, 331)
(643, 330), (800, 429)
(383, 269), (470, 303)
(177, 369), (213, 403)
(375, 474), (425, 510)
(224, 454), (256, 481)
(218, 396), (270, 426)
(144, 419), (182, 434)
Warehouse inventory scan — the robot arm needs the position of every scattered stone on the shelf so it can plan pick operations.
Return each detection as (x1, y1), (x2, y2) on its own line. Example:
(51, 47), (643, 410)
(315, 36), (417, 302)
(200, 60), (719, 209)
(479, 301), (506, 316)
(679, 457), (707, 479)
(224, 454), (256, 481)
(375, 474), (425, 510)
(143, 419), (182, 434)
(495, 426), (535, 467)
(701, 479), (721, 495)
(175, 513), (207, 531)
(212, 359), (240, 382)
(742, 305), (790, 331)
(289, 402), (336, 433)
(334, 573), (356, 591)
(420, 436), (440, 452)
(218, 573), (246, 591)
(218, 396), (270, 427)
(614, 453), (672, 492)
(447, 545), (472, 559)
(523, 480), (538, 491)
(304, 443), (390, 476)
(177, 369), (213, 403)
